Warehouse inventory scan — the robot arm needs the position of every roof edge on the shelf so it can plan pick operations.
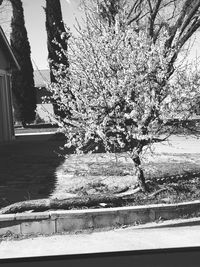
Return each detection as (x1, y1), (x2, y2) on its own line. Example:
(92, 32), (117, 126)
(0, 26), (20, 71)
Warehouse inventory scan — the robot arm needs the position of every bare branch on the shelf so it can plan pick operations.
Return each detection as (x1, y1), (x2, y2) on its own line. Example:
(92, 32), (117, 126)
(179, 18), (200, 49)
(149, 0), (165, 38)
(179, 1), (200, 37)
(127, 0), (143, 20)
(165, 0), (195, 49)
(127, 9), (142, 25)
(147, 0), (153, 14)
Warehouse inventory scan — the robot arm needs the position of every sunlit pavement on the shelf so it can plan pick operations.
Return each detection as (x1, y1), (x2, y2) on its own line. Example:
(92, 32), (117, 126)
(152, 135), (200, 154)
(1, 224), (200, 259)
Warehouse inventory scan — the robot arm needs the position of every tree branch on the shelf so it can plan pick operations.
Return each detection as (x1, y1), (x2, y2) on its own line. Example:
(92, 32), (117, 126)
(148, 0), (162, 38)
(127, 0), (143, 20)
(165, 0), (194, 49)
(179, 1), (200, 37)
(178, 19), (200, 49)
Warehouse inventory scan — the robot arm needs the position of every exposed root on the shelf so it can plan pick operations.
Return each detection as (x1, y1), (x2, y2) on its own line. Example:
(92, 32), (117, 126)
(116, 187), (141, 197)
(149, 186), (172, 199)
(0, 192), (135, 214)
(114, 186), (130, 194)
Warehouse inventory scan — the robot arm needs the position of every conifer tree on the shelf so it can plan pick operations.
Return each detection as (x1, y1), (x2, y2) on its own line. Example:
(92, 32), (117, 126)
(10, 0), (36, 126)
(45, 0), (70, 118)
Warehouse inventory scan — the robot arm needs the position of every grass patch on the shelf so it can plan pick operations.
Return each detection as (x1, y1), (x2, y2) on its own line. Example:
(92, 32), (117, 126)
(52, 152), (200, 207)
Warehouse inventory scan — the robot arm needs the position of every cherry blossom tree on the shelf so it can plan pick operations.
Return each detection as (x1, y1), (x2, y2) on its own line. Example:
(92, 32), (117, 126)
(48, 0), (200, 191)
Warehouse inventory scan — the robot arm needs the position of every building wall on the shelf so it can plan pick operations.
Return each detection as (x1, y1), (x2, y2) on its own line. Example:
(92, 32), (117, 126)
(0, 48), (10, 70)
(0, 69), (15, 142)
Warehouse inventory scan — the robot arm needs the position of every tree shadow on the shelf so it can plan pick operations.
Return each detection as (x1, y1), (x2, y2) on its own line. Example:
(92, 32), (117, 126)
(0, 139), (67, 208)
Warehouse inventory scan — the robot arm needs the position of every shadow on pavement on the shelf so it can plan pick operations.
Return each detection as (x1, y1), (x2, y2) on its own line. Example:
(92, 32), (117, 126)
(0, 139), (67, 208)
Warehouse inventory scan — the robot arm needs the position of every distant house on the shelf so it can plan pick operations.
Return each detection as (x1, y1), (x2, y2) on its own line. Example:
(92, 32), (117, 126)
(33, 69), (54, 122)
(0, 26), (20, 142)
(34, 69), (51, 104)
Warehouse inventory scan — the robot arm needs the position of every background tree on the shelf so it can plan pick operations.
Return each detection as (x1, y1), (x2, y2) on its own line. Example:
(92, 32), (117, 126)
(44, 0), (70, 118)
(10, 0), (36, 126)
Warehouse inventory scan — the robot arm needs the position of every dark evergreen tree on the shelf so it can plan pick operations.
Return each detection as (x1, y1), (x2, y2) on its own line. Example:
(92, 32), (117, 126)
(45, 0), (70, 118)
(10, 0), (36, 126)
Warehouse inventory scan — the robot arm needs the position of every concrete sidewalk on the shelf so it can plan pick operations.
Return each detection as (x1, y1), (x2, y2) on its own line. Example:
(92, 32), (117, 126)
(1, 223), (200, 259)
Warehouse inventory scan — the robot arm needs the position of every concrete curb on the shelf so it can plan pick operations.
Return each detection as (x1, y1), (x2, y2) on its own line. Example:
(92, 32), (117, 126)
(15, 132), (55, 141)
(1, 200), (200, 236)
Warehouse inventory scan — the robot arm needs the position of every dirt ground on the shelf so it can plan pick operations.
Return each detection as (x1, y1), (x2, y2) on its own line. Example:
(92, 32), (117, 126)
(0, 136), (200, 208)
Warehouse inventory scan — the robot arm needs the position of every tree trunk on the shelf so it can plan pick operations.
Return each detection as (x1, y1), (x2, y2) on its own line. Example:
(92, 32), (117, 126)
(132, 155), (148, 192)
(22, 120), (27, 128)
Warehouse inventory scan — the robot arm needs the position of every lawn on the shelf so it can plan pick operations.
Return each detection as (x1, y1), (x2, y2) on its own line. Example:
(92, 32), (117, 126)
(0, 137), (200, 210)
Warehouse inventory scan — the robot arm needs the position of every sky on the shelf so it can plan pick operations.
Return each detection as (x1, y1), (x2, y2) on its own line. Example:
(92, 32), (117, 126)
(1, 0), (200, 70)
(0, 0), (82, 70)
(22, 0), (82, 70)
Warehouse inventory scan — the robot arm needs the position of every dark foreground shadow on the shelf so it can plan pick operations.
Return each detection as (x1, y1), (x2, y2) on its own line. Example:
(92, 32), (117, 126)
(0, 139), (66, 208)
